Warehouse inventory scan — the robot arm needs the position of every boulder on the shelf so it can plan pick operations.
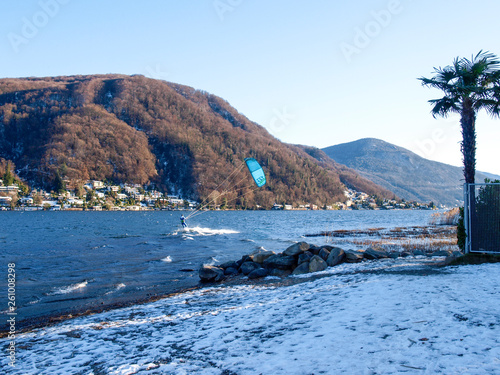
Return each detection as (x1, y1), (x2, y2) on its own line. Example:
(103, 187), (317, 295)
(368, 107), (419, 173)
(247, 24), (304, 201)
(292, 262), (310, 275)
(236, 255), (250, 267)
(224, 267), (239, 276)
(199, 265), (225, 282)
(364, 246), (389, 260)
(283, 242), (310, 257)
(400, 251), (412, 258)
(220, 261), (239, 270)
(298, 251), (313, 265)
(308, 244), (322, 255)
(248, 268), (268, 279)
(413, 250), (425, 256)
(345, 251), (364, 263)
(326, 247), (345, 267)
(309, 255), (328, 273)
(239, 261), (262, 275)
(388, 252), (399, 259)
(318, 248), (331, 261)
(249, 249), (276, 264)
(263, 254), (296, 270)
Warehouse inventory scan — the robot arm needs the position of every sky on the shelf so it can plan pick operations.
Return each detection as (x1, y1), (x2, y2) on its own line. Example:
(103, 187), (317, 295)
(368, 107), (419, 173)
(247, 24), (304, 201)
(1, 0), (500, 175)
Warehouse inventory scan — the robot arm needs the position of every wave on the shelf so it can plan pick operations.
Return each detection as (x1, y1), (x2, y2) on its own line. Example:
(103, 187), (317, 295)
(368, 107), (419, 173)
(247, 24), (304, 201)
(183, 226), (239, 236)
(104, 283), (126, 295)
(28, 297), (41, 305)
(49, 280), (89, 295)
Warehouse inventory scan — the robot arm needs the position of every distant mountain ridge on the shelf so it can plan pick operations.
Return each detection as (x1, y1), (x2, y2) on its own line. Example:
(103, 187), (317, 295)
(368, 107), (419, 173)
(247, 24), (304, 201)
(0, 75), (395, 208)
(321, 138), (499, 207)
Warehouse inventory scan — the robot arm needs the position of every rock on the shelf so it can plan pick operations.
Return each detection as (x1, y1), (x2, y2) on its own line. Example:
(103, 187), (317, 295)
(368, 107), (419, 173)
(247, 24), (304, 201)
(451, 251), (463, 257)
(248, 268), (268, 279)
(431, 250), (452, 257)
(308, 244), (322, 255)
(298, 251), (313, 265)
(400, 251), (412, 258)
(364, 246), (389, 260)
(388, 252), (399, 259)
(283, 242), (310, 257)
(309, 255), (328, 273)
(263, 254), (296, 270)
(220, 261), (239, 270)
(326, 247), (345, 267)
(345, 251), (364, 263)
(318, 248), (331, 261)
(239, 261), (262, 275)
(249, 249), (276, 264)
(292, 262), (310, 275)
(199, 265), (225, 282)
(236, 255), (250, 268)
(224, 267), (239, 276)
(413, 250), (425, 256)
(180, 268), (195, 272)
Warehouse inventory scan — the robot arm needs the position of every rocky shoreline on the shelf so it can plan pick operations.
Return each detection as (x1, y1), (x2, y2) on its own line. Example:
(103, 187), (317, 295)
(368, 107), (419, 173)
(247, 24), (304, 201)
(199, 242), (463, 282)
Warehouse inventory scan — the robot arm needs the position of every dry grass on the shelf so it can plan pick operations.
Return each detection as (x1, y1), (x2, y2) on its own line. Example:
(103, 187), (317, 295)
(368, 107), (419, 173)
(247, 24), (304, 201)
(327, 225), (459, 254)
(430, 208), (460, 225)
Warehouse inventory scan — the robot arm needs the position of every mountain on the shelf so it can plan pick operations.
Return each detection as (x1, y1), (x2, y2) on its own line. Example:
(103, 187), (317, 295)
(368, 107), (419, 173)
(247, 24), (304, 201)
(0, 75), (394, 208)
(296, 145), (398, 200)
(321, 138), (499, 207)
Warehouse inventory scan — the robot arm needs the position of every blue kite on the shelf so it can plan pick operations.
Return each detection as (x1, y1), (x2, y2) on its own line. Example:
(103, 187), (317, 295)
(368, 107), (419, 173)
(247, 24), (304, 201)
(244, 158), (266, 187)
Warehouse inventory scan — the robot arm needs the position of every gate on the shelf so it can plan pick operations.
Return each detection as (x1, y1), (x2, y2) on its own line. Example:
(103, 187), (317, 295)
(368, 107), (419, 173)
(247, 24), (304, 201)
(464, 183), (500, 253)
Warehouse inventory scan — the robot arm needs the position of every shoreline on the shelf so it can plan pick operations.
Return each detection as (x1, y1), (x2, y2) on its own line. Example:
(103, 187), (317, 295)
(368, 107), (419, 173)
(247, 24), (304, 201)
(0, 285), (201, 339)
(1, 256), (451, 338)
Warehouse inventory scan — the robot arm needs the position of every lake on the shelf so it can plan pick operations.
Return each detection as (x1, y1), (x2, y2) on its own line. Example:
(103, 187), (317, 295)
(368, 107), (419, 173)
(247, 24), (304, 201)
(0, 209), (437, 328)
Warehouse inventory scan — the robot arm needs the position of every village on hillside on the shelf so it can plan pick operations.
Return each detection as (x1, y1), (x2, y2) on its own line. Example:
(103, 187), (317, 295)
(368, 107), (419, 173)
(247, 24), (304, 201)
(0, 178), (198, 211)
(0, 176), (438, 211)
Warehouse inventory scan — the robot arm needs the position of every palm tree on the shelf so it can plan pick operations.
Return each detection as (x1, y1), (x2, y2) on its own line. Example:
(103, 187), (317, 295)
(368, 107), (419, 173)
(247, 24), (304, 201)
(419, 50), (500, 184)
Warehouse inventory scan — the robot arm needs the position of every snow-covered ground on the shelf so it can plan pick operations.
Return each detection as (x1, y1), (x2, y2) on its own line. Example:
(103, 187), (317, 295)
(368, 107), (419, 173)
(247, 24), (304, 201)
(2, 259), (499, 374)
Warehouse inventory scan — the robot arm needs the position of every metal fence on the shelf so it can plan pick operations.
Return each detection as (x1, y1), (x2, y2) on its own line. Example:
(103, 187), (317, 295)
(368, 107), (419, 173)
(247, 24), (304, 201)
(464, 183), (500, 254)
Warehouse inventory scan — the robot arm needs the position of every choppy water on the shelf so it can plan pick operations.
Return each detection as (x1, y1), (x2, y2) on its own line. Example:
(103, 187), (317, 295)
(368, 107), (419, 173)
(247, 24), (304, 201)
(0, 209), (436, 328)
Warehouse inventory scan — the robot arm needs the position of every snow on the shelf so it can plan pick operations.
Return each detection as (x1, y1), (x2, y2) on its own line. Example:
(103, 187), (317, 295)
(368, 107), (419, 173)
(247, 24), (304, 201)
(2, 259), (499, 374)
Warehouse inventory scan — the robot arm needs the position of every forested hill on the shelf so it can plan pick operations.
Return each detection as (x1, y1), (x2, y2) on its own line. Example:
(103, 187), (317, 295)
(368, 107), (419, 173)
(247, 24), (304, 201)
(0, 74), (392, 208)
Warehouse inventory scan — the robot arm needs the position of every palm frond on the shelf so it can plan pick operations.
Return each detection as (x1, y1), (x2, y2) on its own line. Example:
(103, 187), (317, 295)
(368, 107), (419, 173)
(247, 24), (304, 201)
(420, 51), (500, 119)
(429, 97), (460, 118)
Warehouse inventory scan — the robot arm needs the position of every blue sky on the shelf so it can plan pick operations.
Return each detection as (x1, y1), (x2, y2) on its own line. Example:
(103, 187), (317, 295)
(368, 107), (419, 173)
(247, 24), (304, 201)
(2, 0), (500, 175)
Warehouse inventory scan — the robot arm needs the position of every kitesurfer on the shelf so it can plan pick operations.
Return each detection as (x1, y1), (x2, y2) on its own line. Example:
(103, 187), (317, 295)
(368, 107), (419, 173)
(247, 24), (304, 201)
(180, 215), (187, 228)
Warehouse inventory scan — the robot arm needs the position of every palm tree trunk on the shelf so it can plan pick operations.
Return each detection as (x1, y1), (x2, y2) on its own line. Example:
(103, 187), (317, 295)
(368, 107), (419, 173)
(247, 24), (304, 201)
(460, 98), (476, 184)
(461, 98), (477, 252)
